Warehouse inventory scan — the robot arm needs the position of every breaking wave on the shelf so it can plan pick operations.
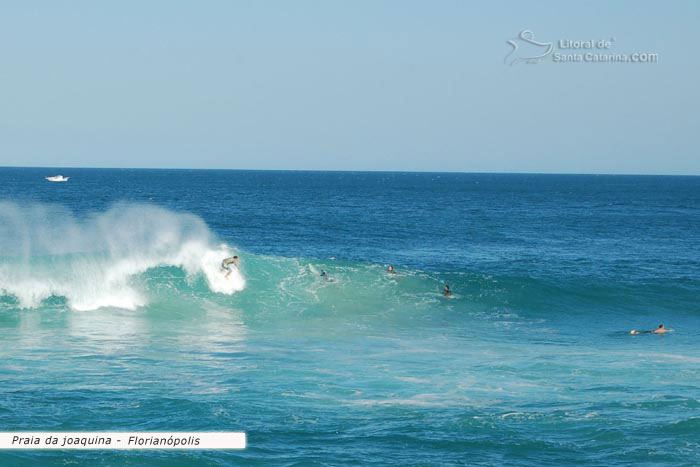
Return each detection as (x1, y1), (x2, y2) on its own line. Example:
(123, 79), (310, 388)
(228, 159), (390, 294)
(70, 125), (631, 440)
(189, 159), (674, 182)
(0, 202), (245, 310)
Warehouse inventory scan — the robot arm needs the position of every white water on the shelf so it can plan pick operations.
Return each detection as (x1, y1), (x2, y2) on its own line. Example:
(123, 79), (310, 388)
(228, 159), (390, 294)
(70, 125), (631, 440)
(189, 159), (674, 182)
(0, 202), (245, 310)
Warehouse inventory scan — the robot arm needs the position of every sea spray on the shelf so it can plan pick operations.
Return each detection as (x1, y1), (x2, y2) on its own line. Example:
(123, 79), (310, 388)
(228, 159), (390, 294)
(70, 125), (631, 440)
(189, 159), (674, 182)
(0, 202), (245, 310)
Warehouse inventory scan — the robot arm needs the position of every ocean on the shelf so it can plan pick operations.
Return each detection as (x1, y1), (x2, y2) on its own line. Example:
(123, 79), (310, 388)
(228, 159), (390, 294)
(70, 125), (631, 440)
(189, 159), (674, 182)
(0, 168), (699, 466)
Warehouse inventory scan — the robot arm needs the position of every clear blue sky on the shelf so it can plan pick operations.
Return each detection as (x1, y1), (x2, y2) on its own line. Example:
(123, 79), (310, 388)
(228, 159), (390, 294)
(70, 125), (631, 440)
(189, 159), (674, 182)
(0, 1), (697, 174)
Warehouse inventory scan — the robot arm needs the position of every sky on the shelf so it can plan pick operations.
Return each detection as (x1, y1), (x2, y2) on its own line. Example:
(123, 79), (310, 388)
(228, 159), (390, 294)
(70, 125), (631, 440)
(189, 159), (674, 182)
(0, 1), (698, 174)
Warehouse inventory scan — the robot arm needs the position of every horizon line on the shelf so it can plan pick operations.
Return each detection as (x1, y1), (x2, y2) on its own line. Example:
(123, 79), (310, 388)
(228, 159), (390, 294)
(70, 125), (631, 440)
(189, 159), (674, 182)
(1, 165), (699, 177)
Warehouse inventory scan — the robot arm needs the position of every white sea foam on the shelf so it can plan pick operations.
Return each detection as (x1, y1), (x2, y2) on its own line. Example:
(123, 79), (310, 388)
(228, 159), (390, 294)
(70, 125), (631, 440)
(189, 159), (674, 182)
(0, 202), (245, 310)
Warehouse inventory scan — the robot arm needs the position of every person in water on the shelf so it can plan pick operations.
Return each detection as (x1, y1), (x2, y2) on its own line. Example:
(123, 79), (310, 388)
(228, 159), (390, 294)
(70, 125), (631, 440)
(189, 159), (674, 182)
(443, 285), (452, 297)
(630, 324), (668, 335)
(221, 256), (239, 278)
(388, 265), (396, 274)
(320, 269), (333, 282)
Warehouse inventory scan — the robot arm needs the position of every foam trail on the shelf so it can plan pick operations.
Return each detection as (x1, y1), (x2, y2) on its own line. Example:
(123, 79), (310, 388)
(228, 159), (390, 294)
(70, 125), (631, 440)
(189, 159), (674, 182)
(0, 202), (245, 310)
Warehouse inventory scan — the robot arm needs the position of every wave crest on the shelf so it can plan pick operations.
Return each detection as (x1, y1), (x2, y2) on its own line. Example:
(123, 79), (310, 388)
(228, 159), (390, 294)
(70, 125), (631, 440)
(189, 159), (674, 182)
(0, 202), (245, 310)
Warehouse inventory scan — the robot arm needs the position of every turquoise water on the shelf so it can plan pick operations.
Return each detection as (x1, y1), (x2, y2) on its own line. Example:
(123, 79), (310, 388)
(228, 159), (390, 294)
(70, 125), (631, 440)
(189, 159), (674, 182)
(1, 168), (699, 465)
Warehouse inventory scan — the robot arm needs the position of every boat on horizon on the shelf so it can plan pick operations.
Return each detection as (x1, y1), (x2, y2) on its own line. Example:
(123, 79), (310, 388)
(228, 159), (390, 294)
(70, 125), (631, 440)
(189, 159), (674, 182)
(45, 175), (70, 182)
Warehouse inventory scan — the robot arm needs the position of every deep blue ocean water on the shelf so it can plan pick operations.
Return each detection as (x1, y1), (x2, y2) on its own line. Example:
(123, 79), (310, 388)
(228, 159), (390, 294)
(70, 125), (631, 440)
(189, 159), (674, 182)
(0, 168), (699, 466)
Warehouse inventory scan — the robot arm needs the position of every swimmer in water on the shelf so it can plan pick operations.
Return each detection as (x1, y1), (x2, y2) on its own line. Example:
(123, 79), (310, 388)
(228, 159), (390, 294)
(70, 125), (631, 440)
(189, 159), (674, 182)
(388, 265), (396, 274)
(630, 324), (668, 335)
(221, 255), (239, 278)
(320, 269), (333, 282)
(443, 285), (452, 297)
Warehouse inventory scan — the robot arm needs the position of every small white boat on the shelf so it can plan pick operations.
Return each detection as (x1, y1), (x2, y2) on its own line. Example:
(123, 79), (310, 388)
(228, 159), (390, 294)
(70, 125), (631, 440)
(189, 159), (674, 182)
(45, 175), (70, 182)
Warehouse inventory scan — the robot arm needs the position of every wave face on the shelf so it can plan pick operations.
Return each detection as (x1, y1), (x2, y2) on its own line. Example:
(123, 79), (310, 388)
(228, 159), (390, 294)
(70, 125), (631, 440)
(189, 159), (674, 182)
(0, 202), (245, 310)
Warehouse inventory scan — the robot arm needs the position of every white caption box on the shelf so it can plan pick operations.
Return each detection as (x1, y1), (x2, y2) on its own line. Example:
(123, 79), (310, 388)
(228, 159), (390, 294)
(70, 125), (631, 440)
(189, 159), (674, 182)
(0, 432), (246, 450)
